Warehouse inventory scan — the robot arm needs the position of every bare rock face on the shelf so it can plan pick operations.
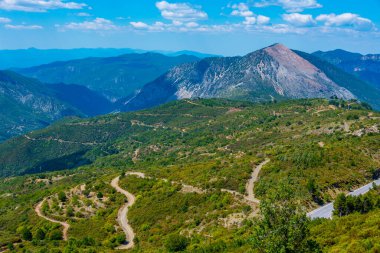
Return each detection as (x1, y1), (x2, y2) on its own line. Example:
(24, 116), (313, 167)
(123, 44), (355, 111)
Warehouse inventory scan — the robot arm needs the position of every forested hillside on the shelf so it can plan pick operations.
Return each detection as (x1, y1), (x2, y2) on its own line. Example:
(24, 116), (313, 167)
(0, 98), (379, 252)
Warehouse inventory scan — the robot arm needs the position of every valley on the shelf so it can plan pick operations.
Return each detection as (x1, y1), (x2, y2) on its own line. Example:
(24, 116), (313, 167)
(0, 98), (379, 252)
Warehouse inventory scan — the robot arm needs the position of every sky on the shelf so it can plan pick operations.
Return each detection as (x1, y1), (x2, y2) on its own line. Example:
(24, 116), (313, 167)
(0, 0), (379, 55)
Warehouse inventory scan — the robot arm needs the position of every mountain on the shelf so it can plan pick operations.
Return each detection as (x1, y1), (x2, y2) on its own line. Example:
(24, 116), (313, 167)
(0, 98), (379, 251)
(312, 49), (380, 90)
(0, 47), (145, 69)
(0, 71), (113, 142)
(167, 50), (220, 58)
(16, 53), (200, 100)
(122, 44), (359, 112)
(296, 50), (380, 110)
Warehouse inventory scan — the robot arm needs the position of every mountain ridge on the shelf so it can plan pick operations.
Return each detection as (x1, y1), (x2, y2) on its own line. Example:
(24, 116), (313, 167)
(312, 49), (380, 90)
(123, 44), (360, 112)
(16, 52), (200, 100)
(0, 70), (114, 142)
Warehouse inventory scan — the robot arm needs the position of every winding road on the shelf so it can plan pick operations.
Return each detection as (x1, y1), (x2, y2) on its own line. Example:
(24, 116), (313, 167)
(32, 159), (270, 250)
(35, 199), (70, 241)
(308, 178), (380, 219)
(111, 172), (145, 250)
(245, 159), (270, 203)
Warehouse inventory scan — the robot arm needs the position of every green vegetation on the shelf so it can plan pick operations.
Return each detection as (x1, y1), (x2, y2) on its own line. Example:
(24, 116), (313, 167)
(0, 98), (379, 252)
(251, 182), (321, 253)
(310, 189), (380, 252)
(334, 187), (380, 217)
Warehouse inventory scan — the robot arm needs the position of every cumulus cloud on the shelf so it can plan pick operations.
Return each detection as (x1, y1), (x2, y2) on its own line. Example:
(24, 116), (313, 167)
(255, 0), (322, 12)
(230, 3), (253, 17)
(243, 17), (256, 25)
(155, 1), (207, 22)
(0, 0), (87, 12)
(186, 22), (199, 28)
(257, 15), (271, 25)
(0, 17), (11, 23)
(130, 21), (149, 29)
(58, 18), (117, 31)
(316, 13), (375, 31)
(282, 13), (315, 26)
(5, 24), (43, 30)
(228, 3), (270, 26)
(76, 12), (90, 17)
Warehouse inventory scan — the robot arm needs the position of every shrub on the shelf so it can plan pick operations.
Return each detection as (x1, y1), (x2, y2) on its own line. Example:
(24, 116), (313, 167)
(165, 234), (189, 252)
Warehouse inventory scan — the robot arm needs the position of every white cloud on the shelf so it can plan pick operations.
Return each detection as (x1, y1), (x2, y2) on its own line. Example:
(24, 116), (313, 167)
(282, 13), (315, 26)
(316, 13), (375, 31)
(76, 12), (90, 17)
(186, 22), (199, 28)
(130, 21), (149, 29)
(58, 18), (117, 31)
(255, 0), (322, 12)
(227, 3), (270, 26)
(155, 1), (208, 22)
(0, 0), (87, 12)
(0, 17), (11, 23)
(243, 17), (256, 25)
(257, 15), (270, 25)
(231, 3), (253, 17)
(5, 24), (43, 30)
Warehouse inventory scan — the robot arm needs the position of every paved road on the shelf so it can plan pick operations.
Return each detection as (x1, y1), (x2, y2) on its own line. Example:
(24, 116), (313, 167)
(308, 178), (380, 219)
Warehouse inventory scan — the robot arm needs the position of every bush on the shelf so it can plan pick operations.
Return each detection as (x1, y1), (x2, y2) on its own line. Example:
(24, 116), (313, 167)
(50, 230), (63, 240)
(58, 192), (67, 202)
(165, 234), (189, 252)
(35, 228), (46, 240)
(17, 226), (33, 241)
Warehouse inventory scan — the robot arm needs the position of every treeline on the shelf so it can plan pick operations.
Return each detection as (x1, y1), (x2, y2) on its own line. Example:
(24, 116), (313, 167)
(333, 187), (380, 217)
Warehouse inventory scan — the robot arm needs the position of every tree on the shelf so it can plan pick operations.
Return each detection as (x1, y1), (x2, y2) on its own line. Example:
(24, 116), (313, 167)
(97, 192), (104, 199)
(164, 234), (189, 252)
(58, 192), (67, 202)
(251, 182), (321, 253)
(35, 228), (46, 240)
(50, 230), (63, 240)
(66, 206), (74, 217)
(17, 226), (33, 241)
(333, 193), (347, 217)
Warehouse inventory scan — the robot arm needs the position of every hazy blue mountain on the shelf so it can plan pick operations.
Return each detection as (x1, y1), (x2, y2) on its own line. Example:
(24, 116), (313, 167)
(296, 50), (380, 110)
(166, 50), (220, 58)
(0, 71), (113, 142)
(122, 44), (362, 111)
(0, 48), (214, 69)
(312, 49), (380, 90)
(0, 48), (146, 69)
(16, 53), (199, 100)
(48, 83), (114, 116)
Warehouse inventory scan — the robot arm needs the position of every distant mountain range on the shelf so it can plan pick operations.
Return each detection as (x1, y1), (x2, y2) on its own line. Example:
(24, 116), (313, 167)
(16, 53), (200, 100)
(1, 44), (379, 142)
(123, 44), (379, 111)
(0, 48), (215, 69)
(0, 70), (113, 142)
(313, 49), (380, 90)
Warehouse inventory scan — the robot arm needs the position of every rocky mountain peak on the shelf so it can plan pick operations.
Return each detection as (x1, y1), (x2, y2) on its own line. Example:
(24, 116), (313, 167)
(122, 44), (360, 112)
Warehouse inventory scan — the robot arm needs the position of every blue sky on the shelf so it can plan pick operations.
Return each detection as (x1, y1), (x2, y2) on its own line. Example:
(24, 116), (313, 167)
(0, 0), (379, 55)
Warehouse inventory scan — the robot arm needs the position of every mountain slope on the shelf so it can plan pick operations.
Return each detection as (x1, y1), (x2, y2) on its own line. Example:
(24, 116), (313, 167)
(297, 51), (380, 110)
(312, 49), (380, 90)
(122, 44), (355, 112)
(48, 83), (114, 116)
(16, 53), (200, 100)
(0, 47), (145, 69)
(0, 71), (113, 142)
